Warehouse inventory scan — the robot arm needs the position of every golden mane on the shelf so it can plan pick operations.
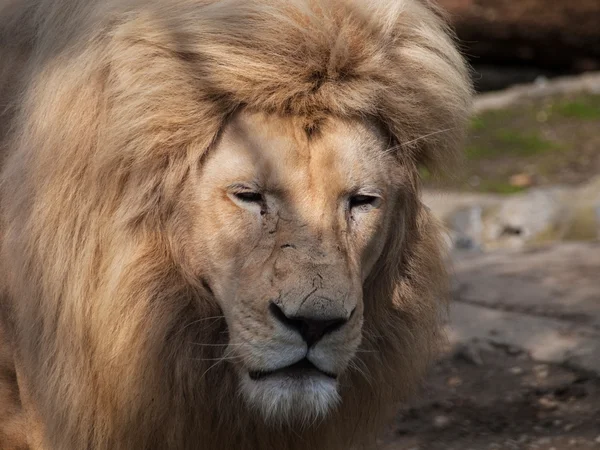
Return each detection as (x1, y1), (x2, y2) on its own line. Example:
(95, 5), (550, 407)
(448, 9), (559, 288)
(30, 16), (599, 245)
(0, 0), (472, 448)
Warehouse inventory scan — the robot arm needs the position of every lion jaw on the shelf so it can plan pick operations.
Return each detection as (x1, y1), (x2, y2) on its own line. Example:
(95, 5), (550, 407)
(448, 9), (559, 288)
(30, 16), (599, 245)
(228, 303), (363, 424)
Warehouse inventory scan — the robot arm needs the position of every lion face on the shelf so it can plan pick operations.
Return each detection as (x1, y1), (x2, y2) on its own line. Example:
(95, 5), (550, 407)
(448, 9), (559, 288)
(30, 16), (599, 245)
(185, 110), (402, 422)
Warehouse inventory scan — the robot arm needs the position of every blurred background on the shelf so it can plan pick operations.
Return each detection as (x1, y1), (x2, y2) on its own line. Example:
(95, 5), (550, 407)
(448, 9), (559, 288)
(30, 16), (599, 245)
(380, 1), (600, 449)
(443, 0), (600, 92)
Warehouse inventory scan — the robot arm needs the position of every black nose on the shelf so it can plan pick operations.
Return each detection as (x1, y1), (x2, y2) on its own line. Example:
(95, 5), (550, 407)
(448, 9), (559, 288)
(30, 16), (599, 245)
(269, 302), (350, 347)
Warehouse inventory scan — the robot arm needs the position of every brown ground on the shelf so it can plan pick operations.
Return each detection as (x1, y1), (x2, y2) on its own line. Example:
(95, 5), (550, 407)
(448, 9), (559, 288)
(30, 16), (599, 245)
(380, 346), (600, 450)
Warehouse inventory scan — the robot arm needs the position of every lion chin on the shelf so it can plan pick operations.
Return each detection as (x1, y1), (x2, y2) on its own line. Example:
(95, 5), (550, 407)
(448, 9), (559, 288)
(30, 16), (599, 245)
(0, 0), (472, 448)
(242, 366), (340, 425)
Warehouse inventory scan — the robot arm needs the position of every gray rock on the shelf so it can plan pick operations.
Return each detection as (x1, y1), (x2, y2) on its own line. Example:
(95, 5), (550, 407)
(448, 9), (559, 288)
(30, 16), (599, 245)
(450, 205), (484, 251)
(447, 242), (600, 375)
(423, 177), (600, 251)
(481, 188), (568, 250)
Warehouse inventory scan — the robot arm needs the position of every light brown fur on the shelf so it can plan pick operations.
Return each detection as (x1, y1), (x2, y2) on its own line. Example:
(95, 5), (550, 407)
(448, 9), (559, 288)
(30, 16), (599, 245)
(0, 0), (472, 449)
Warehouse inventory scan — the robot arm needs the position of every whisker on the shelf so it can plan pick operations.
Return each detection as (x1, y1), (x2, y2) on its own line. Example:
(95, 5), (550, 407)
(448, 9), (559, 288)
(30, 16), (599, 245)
(384, 127), (456, 154)
(195, 345), (243, 378)
(400, 127), (456, 147)
(190, 315), (226, 322)
(190, 315), (226, 321)
(192, 356), (242, 362)
(349, 359), (374, 389)
(199, 359), (227, 381)
(190, 342), (243, 347)
(180, 315), (226, 332)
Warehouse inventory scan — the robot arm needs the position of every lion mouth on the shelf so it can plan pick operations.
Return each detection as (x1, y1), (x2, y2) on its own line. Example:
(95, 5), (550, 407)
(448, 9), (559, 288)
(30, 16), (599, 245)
(248, 358), (337, 381)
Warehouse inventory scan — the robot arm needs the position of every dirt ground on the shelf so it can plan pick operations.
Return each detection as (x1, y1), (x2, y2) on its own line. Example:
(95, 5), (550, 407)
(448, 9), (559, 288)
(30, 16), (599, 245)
(379, 347), (600, 450)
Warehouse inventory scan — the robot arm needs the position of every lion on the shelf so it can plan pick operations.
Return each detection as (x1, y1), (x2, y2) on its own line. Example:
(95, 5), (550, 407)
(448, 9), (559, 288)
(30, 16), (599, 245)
(0, 0), (472, 448)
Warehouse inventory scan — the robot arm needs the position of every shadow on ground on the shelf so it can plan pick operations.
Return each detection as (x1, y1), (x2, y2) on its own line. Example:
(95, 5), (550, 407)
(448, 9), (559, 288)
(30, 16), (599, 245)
(380, 347), (600, 450)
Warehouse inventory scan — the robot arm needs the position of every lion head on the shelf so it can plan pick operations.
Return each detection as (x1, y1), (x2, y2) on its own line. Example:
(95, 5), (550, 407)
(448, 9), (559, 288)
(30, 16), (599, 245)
(0, 0), (472, 448)
(191, 110), (403, 421)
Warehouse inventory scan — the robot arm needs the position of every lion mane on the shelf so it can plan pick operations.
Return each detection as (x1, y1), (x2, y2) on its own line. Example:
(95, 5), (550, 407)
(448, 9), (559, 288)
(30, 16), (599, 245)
(0, 0), (472, 448)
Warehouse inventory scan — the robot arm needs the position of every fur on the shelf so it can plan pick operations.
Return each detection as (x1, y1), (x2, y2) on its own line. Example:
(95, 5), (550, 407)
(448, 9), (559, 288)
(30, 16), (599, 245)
(0, 0), (472, 448)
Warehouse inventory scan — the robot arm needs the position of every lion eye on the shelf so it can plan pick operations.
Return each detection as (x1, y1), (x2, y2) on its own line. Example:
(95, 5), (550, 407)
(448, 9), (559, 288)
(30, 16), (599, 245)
(349, 194), (380, 211)
(234, 191), (263, 203)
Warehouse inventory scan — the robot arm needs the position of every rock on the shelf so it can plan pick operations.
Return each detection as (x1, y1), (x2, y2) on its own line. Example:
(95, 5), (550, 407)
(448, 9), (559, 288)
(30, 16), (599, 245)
(563, 176), (600, 241)
(538, 397), (558, 410)
(433, 415), (451, 428)
(534, 365), (549, 379)
(450, 205), (484, 250)
(446, 242), (600, 375)
(453, 342), (485, 366)
(509, 366), (523, 375)
(481, 188), (568, 250)
(473, 72), (600, 113)
(447, 376), (463, 387)
(423, 177), (600, 251)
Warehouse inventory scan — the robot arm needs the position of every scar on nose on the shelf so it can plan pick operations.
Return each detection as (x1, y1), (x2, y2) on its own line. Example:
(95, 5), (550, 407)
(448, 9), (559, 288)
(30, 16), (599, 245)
(280, 244), (296, 249)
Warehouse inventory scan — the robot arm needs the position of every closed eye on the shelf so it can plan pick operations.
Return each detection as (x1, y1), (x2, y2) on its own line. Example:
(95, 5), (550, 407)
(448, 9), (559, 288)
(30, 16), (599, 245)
(233, 191), (263, 203)
(349, 194), (381, 211)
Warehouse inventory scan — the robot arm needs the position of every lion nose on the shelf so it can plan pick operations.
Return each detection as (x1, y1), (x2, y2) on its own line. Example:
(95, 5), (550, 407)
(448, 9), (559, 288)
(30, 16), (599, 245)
(269, 302), (351, 347)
